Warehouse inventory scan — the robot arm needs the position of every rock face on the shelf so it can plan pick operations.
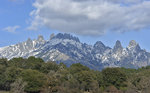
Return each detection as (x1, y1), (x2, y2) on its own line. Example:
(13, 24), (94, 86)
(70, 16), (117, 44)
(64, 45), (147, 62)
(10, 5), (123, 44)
(113, 40), (123, 52)
(0, 33), (150, 70)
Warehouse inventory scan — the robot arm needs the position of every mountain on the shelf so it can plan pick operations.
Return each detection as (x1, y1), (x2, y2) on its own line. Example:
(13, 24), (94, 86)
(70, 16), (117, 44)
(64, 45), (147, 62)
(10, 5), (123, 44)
(0, 33), (150, 70)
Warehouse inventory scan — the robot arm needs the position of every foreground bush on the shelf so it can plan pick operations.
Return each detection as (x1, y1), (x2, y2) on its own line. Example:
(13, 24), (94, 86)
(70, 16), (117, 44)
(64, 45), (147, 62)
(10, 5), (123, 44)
(0, 57), (150, 93)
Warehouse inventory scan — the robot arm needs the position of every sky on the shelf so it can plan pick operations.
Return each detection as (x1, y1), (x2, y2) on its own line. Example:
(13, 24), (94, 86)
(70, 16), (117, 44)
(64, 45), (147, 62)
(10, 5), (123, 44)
(0, 0), (150, 51)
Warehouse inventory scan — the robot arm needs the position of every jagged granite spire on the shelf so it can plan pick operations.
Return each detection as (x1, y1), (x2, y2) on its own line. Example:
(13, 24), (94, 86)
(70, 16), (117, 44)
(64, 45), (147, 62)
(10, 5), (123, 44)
(26, 38), (33, 45)
(26, 38), (34, 49)
(0, 33), (150, 70)
(50, 33), (55, 40)
(37, 35), (45, 42)
(113, 40), (123, 52)
(127, 40), (141, 51)
(94, 41), (105, 49)
(93, 41), (111, 54)
(129, 40), (137, 47)
(27, 38), (32, 43)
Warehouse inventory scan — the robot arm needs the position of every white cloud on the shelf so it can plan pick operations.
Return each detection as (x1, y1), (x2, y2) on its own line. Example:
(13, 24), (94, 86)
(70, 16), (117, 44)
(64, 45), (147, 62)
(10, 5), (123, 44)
(3, 25), (20, 33)
(28, 0), (150, 36)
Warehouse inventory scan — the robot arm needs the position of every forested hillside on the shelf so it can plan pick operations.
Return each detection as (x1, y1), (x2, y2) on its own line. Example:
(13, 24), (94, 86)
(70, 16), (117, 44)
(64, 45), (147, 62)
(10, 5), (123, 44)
(0, 56), (150, 93)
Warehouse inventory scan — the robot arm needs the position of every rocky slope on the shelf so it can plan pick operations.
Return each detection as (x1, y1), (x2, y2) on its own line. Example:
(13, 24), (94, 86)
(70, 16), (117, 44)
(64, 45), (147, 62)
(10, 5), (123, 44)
(0, 33), (150, 70)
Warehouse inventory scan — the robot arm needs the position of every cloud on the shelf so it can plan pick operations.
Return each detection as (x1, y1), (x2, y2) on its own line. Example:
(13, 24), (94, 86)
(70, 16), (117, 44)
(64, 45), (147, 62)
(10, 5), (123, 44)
(28, 0), (150, 36)
(3, 25), (20, 33)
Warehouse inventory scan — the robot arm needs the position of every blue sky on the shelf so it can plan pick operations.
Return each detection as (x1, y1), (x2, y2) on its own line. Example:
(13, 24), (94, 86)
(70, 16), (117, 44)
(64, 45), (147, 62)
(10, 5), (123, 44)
(0, 0), (150, 51)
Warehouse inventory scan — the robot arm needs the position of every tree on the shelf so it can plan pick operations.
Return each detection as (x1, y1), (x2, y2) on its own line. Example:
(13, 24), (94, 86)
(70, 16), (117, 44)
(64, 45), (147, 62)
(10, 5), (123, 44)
(24, 56), (44, 70)
(69, 63), (90, 74)
(102, 68), (127, 89)
(131, 76), (150, 93)
(42, 70), (65, 93)
(75, 71), (97, 91)
(21, 69), (46, 93)
(10, 78), (27, 93)
(104, 86), (122, 93)
(89, 80), (102, 93)
(95, 71), (103, 88)
(0, 58), (8, 67)
(41, 62), (59, 73)
(2, 67), (22, 90)
(0, 65), (6, 90)
(8, 57), (26, 68)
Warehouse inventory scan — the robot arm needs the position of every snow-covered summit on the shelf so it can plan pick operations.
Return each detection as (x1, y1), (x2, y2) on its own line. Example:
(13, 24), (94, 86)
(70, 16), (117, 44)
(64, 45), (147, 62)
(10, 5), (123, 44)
(0, 33), (150, 70)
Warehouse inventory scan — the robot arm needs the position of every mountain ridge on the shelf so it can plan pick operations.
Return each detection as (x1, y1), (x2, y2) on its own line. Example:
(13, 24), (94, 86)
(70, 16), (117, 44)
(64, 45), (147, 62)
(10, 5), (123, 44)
(0, 33), (150, 70)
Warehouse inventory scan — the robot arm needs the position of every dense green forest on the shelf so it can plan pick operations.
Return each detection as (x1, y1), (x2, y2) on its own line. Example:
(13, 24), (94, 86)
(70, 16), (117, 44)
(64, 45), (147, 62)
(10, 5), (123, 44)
(0, 57), (150, 93)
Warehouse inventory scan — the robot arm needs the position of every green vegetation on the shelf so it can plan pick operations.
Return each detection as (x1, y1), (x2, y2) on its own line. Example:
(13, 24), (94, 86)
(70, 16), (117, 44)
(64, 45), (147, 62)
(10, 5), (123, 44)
(0, 57), (150, 93)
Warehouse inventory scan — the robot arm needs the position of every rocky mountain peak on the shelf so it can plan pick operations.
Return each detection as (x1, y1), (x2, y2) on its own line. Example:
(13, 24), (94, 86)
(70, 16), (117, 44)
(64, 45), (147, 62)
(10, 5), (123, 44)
(26, 38), (33, 46)
(0, 33), (149, 70)
(53, 33), (80, 42)
(93, 41), (110, 54)
(37, 35), (45, 42)
(94, 41), (105, 48)
(25, 38), (34, 49)
(113, 40), (123, 52)
(27, 38), (32, 43)
(129, 40), (137, 46)
(127, 40), (141, 50)
(50, 33), (55, 40)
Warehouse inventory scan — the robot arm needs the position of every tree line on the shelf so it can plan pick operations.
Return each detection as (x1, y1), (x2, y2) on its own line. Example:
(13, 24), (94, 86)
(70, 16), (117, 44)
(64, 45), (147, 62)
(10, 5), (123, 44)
(0, 56), (150, 93)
